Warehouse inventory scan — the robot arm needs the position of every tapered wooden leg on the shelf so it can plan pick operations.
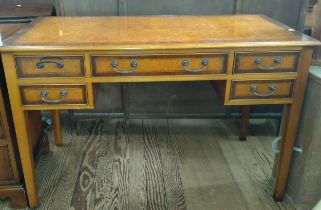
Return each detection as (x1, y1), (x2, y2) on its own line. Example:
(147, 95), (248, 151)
(239, 105), (250, 141)
(273, 48), (313, 201)
(11, 111), (38, 208)
(2, 54), (39, 208)
(51, 110), (62, 146)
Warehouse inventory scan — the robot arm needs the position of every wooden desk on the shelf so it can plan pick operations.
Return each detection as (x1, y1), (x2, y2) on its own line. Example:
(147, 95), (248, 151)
(0, 15), (320, 208)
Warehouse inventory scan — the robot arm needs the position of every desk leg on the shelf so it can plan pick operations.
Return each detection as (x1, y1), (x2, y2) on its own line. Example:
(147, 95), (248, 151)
(11, 110), (38, 208)
(273, 48), (312, 200)
(51, 110), (62, 146)
(239, 105), (250, 141)
(2, 54), (39, 208)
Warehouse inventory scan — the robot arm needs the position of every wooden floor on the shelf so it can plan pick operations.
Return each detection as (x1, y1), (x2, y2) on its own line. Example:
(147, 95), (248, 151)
(0, 118), (294, 210)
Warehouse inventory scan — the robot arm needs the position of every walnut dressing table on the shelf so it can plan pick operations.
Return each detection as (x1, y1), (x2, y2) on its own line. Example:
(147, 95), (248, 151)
(0, 15), (320, 208)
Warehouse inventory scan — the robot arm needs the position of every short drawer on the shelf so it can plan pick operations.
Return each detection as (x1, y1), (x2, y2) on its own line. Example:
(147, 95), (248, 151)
(91, 54), (228, 76)
(15, 55), (85, 78)
(20, 85), (87, 105)
(234, 51), (300, 74)
(230, 80), (295, 100)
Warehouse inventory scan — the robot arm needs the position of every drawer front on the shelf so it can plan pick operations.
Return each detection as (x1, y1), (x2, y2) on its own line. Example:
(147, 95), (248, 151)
(234, 51), (300, 74)
(0, 145), (15, 183)
(91, 54), (227, 76)
(15, 55), (85, 78)
(230, 80), (295, 100)
(20, 85), (87, 105)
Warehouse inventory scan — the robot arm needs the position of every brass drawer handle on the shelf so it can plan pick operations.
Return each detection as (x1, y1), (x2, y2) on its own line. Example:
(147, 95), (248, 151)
(250, 84), (277, 97)
(182, 58), (208, 72)
(111, 60), (137, 74)
(40, 89), (68, 103)
(36, 57), (65, 69)
(255, 57), (281, 71)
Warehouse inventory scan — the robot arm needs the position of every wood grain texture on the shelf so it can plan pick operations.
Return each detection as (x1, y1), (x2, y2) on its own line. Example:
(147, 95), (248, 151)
(42, 118), (86, 210)
(218, 119), (293, 210)
(0, 0), (307, 31)
(0, 145), (15, 182)
(0, 83), (20, 185)
(230, 79), (295, 100)
(96, 120), (130, 210)
(234, 51), (300, 74)
(0, 6), (316, 210)
(0, 186), (27, 209)
(91, 54), (227, 76)
(15, 55), (85, 78)
(169, 119), (249, 209)
(1, 53), (39, 208)
(169, 120), (206, 210)
(20, 84), (87, 106)
(157, 120), (186, 210)
(147, 120), (186, 210)
(35, 116), (76, 210)
(126, 120), (147, 210)
(2, 16), (319, 51)
(51, 110), (62, 145)
(71, 120), (103, 210)
(0, 118), (295, 210)
(2, 16), (319, 207)
(143, 120), (169, 210)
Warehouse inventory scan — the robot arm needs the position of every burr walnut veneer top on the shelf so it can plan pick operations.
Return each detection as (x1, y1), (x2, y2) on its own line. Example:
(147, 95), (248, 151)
(1, 15), (320, 51)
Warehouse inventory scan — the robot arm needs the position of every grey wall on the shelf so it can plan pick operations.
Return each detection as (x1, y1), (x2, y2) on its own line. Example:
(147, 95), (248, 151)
(125, 0), (235, 15)
(236, 0), (307, 30)
(0, 0), (308, 30)
(0, 0), (52, 3)
(61, 0), (119, 16)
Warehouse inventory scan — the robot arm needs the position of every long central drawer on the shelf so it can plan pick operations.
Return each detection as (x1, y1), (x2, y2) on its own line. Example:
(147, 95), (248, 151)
(91, 54), (228, 76)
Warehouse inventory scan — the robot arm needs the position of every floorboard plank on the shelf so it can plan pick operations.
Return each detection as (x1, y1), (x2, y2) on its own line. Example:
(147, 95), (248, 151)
(47, 123), (87, 210)
(37, 118), (75, 209)
(169, 119), (248, 210)
(90, 120), (129, 210)
(218, 120), (293, 210)
(107, 120), (130, 210)
(169, 121), (208, 210)
(215, 136), (268, 210)
(71, 120), (104, 210)
(156, 119), (186, 210)
(127, 120), (147, 210)
(143, 120), (169, 210)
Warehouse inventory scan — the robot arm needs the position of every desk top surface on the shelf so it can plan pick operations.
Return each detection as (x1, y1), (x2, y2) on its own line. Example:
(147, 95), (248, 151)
(1, 15), (320, 51)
